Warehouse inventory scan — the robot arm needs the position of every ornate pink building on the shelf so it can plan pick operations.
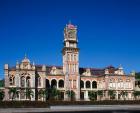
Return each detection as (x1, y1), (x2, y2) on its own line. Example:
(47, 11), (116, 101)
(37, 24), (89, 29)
(4, 22), (135, 101)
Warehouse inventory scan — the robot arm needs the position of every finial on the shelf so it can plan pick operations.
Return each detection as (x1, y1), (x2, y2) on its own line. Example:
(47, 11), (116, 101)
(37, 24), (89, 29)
(33, 61), (35, 65)
(16, 60), (19, 65)
(25, 53), (27, 59)
(119, 64), (123, 70)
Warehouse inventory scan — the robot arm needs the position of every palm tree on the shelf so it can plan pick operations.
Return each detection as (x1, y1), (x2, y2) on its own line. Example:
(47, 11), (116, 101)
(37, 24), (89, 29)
(25, 88), (34, 100)
(66, 90), (75, 101)
(120, 91), (128, 100)
(9, 88), (19, 101)
(0, 90), (4, 101)
(133, 91), (140, 100)
(108, 90), (116, 100)
(88, 91), (97, 101)
(38, 89), (49, 101)
(97, 90), (103, 101)
(50, 87), (60, 100)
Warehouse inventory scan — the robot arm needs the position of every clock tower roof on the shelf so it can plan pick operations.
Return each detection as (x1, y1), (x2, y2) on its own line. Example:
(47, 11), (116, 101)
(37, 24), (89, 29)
(67, 21), (76, 29)
(67, 23), (75, 29)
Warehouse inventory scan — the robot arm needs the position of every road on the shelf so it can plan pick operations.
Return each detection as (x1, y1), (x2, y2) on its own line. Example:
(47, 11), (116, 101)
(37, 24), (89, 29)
(1, 105), (140, 113)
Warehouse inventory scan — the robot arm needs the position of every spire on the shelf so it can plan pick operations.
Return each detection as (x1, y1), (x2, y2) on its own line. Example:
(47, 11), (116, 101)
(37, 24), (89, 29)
(16, 60), (19, 65)
(22, 53), (30, 63)
(68, 20), (71, 24)
(33, 61), (35, 66)
(25, 53), (27, 59)
(119, 64), (123, 70)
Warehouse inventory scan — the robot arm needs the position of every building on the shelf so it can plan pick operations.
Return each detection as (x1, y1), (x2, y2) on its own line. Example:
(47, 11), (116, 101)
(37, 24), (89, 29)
(4, 22), (135, 101)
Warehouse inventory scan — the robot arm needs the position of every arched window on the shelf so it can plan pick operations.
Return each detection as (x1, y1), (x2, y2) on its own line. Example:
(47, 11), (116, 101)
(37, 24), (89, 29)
(9, 77), (13, 85)
(92, 81), (97, 89)
(21, 76), (25, 87)
(59, 80), (64, 88)
(38, 76), (41, 87)
(80, 80), (84, 88)
(51, 79), (57, 88)
(86, 81), (91, 88)
(9, 75), (15, 85)
(74, 55), (76, 61)
(26, 76), (31, 87)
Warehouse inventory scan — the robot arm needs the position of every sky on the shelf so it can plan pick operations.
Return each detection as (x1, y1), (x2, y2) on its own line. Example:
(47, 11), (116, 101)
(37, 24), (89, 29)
(0, 0), (140, 79)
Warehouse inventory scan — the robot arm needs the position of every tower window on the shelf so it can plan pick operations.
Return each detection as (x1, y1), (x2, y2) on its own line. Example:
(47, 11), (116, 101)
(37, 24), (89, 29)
(71, 54), (73, 61)
(67, 54), (70, 61)
(74, 55), (76, 61)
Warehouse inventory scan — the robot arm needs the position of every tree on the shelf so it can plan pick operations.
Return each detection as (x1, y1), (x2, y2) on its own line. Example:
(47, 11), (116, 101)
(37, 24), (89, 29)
(88, 91), (97, 101)
(0, 90), (4, 101)
(135, 72), (140, 79)
(97, 90), (103, 101)
(0, 79), (4, 88)
(108, 90), (116, 100)
(133, 91), (140, 100)
(120, 91), (128, 100)
(50, 87), (60, 100)
(9, 88), (19, 101)
(25, 88), (34, 100)
(38, 89), (49, 101)
(66, 90), (75, 101)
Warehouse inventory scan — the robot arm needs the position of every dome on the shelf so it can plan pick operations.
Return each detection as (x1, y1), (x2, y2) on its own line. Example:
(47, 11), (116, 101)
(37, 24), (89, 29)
(22, 55), (30, 63)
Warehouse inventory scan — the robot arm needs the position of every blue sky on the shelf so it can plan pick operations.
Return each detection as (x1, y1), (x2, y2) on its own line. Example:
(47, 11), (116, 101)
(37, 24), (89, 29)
(0, 0), (140, 78)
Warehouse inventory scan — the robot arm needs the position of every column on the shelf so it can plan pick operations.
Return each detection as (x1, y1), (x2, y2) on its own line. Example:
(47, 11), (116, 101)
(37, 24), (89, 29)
(85, 90), (89, 101)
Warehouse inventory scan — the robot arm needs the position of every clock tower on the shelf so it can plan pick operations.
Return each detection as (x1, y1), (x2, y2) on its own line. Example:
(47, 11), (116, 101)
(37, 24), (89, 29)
(62, 22), (80, 100)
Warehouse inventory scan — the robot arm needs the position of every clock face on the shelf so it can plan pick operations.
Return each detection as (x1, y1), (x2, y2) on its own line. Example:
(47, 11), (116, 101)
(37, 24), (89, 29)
(68, 30), (75, 38)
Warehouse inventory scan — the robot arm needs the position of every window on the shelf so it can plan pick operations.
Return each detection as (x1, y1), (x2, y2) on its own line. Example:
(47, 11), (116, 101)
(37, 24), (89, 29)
(74, 55), (76, 61)
(51, 79), (57, 88)
(67, 54), (70, 61)
(59, 80), (64, 88)
(26, 76), (31, 87)
(92, 81), (97, 89)
(73, 80), (76, 88)
(9, 75), (15, 85)
(38, 77), (41, 87)
(86, 81), (91, 88)
(21, 76), (25, 87)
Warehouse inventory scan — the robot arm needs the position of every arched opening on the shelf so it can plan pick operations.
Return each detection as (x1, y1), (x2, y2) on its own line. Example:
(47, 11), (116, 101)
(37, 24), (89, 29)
(80, 80), (84, 88)
(86, 81), (91, 88)
(58, 80), (64, 88)
(92, 81), (97, 88)
(46, 79), (50, 88)
(21, 76), (25, 87)
(51, 79), (57, 88)
(9, 75), (15, 85)
(26, 76), (31, 87)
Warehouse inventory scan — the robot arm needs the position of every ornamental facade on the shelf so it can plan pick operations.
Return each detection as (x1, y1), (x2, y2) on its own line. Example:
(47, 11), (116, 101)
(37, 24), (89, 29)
(4, 22), (135, 101)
